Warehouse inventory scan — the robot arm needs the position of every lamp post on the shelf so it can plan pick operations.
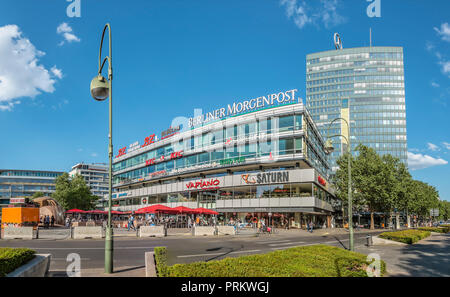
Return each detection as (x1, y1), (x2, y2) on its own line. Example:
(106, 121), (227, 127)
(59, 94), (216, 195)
(324, 116), (354, 251)
(90, 23), (114, 273)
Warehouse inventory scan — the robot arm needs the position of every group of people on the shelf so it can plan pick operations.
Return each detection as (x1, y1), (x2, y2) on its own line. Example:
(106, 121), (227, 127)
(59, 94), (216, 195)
(40, 215), (55, 228)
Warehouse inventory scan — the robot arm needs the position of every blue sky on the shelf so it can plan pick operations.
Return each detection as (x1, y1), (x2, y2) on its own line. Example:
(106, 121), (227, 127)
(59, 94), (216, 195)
(0, 0), (449, 201)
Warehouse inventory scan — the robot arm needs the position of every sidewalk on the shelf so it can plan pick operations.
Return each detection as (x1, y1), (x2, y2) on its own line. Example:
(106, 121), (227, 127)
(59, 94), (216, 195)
(355, 233), (450, 277)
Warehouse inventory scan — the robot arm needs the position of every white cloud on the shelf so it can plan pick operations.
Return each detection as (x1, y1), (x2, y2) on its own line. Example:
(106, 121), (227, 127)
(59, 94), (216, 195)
(443, 142), (450, 150)
(0, 25), (60, 111)
(51, 66), (63, 79)
(440, 60), (450, 77)
(427, 142), (440, 151)
(280, 0), (346, 30)
(91, 153), (98, 157)
(408, 152), (448, 170)
(57, 23), (80, 45)
(434, 22), (450, 42)
(431, 81), (440, 88)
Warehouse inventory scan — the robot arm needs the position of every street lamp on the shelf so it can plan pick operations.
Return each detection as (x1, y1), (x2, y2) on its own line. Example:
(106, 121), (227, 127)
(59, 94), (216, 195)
(90, 23), (114, 274)
(324, 117), (354, 251)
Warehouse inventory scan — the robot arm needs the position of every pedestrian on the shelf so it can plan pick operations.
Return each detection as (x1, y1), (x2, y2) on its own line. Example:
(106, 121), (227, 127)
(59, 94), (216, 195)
(127, 215), (136, 231)
(309, 221), (314, 233)
(45, 215), (50, 229)
(51, 215), (55, 227)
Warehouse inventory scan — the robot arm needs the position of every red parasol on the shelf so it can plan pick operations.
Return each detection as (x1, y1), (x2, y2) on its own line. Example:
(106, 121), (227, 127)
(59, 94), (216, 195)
(135, 204), (178, 214)
(65, 209), (87, 213)
(194, 207), (219, 215)
(172, 206), (200, 214)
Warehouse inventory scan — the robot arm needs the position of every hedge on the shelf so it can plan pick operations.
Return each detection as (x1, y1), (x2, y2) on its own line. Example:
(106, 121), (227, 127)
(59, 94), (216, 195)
(418, 227), (450, 233)
(379, 229), (431, 244)
(154, 245), (386, 277)
(0, 248), (35, 277)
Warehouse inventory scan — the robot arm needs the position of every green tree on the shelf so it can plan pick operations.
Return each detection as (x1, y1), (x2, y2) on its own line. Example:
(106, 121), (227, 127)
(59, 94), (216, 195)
(52, 173), (97, 210)
(32, 191), (45, 199)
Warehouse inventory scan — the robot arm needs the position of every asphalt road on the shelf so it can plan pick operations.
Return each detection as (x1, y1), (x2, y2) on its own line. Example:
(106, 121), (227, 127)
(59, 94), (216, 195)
(0, 230), (381, 276)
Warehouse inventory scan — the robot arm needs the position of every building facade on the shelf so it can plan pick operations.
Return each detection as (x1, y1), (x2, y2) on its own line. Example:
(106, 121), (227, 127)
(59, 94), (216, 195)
(69, 163), (109, 205)
(306, 45), (407, 169)
(108, 89), (338, 228)
(0, 169), (63, 211)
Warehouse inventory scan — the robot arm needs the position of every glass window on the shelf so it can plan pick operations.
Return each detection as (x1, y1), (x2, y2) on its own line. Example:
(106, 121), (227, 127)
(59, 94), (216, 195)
(234, 186), (255, 199)
(279, 139), (294, 155)
(295, 115), (302, 130)
(278, 116), (294, 132)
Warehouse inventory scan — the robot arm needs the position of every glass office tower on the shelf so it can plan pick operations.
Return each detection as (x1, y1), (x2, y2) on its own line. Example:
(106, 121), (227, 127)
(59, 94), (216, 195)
(306, 46), (407, 170)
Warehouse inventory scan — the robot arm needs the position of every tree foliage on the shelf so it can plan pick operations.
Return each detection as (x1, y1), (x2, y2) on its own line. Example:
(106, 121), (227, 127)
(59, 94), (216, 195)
(32, 191), (45, 199)
(335, 144), (441, 228)
(52, 173), (97, 210)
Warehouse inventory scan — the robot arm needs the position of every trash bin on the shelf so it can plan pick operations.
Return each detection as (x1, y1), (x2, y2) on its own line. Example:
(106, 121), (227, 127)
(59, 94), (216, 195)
(366, 234), (373, 247)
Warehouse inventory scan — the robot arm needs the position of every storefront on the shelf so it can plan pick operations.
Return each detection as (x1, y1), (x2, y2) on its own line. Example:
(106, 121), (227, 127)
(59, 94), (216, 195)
(108, 89), (338, 228)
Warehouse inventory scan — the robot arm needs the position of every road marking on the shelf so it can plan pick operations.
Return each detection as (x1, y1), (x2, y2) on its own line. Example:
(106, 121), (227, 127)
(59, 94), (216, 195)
(52, 258), (90, 261)
(8, 247), (158, 250)
(256, 239), (291, 244)
(268, 241), (304, 247)
(178, 249), (261, 258)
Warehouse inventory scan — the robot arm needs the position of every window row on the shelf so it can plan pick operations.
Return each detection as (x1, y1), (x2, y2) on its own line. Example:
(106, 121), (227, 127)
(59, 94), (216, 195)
(113, 115), (303, 172)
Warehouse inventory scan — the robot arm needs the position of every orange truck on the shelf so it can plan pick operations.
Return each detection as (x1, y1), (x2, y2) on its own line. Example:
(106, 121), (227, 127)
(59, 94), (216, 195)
(1, 207), (40, 229)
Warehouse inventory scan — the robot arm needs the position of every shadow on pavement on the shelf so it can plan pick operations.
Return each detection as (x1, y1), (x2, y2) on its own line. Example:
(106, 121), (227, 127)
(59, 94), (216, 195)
(392, 234), (450, 277)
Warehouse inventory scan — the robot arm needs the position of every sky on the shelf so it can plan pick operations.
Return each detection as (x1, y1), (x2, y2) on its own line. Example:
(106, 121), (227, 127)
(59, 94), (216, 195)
(0, 0), (449, 201)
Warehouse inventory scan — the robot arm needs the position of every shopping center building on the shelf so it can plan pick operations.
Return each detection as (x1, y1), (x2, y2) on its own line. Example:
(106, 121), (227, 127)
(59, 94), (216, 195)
(0, 169), (64, 213)
(109, 89), (338, 228)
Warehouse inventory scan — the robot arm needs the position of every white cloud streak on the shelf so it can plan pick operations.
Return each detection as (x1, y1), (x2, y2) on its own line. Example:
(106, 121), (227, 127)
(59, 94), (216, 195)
(57, 22), (80, 45)
(434, 22), (450, 42)
(280, 0), (346, 30)
(408, 152), (448, 170)
(0, 25), (60, 111)
(427, 142), (440, 151)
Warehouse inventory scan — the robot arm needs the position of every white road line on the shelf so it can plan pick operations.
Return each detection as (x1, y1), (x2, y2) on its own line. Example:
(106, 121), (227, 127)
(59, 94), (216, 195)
(12, 247), (157, 250)
(178, 249), (261, 258)
(256, 240), (291, 244)
(52, 258), (91, 261)
(268, 241), (304, 247)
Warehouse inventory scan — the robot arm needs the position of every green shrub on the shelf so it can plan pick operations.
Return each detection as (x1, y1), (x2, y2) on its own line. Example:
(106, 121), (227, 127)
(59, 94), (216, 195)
(156, 245), (386, 277)
(0, 248), (35, 277)
(379, 229), (431, 244)
(418, 227), (450, 233)
(154, 247), (169, 277)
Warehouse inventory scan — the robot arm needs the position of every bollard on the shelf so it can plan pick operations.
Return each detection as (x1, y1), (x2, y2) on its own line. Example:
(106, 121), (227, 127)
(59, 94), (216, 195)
(366, 234), (373, 247)
(36, 227), (39, 239)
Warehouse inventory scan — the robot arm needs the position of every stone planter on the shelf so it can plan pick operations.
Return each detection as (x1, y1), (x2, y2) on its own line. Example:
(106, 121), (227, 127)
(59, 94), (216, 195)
(6, 254), (51, 277)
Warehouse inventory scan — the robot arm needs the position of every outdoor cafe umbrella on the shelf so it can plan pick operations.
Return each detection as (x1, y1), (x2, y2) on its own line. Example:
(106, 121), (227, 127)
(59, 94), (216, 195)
(65, 209), (87, 214)
(172, 206), (199, 215)
(135, 204), (178, 214)
(194, 208), (219, 215)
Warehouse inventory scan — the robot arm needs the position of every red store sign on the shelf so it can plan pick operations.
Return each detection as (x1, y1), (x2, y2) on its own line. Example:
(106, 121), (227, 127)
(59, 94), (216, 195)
(186, 179), (220, 190)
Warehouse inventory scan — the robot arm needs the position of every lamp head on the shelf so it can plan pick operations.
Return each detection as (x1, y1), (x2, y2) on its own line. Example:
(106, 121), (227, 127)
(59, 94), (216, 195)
(90, 75), (109, 101)
(324, 139), (335, 155)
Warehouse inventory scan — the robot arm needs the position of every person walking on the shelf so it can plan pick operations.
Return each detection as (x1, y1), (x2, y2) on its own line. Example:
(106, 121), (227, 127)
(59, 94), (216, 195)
(45, 215), (50, 229)
(127, 215), (136, 231)
(309, 220), (314, 233)
(51, 215), (55, 228)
